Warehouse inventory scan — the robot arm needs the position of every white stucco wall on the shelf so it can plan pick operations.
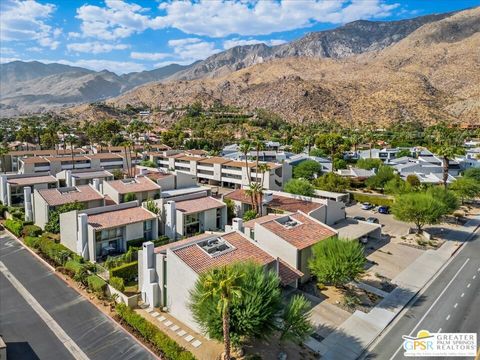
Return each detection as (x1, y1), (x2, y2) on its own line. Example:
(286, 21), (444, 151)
(59, 211), (78, 253)
(254, 223), (298, 268)
(126, 222), (144, 241)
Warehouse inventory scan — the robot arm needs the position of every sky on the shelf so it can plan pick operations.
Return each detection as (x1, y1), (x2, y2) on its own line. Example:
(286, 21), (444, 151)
(0, 0), (477, 74)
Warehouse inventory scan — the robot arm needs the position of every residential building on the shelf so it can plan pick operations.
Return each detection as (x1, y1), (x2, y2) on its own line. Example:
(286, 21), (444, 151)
(56, 169), (114, 187)
(223, 189), (346, 226)
(138, 230), (302, 332)
(103, 176), (161, 204)
(60, 201), (158, 262)
(33, 185), (105, 229)
(158, 191), (227, 240)
(0, 173), (57, 206)
(337, 167), (376, 179)
(2, 148), (86, 172)
(358, 148), (400, 161)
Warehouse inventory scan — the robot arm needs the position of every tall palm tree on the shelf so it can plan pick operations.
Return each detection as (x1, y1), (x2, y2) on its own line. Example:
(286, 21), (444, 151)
(435, 145), (458, 189)
(239, 140), (255, 208)
(0, 143), (9, 173)
(200, 266), (243, 360)
(255, 163), (270, 215)
(65, 134), (77, 170)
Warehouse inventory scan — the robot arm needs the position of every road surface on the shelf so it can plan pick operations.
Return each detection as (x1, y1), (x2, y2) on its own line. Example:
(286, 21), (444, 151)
(0, 231), (157, 360)
(365, 231), (480, 360)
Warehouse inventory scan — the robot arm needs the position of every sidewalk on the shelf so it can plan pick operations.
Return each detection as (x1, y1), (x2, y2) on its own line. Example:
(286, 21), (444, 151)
(306, 216), (480, 359)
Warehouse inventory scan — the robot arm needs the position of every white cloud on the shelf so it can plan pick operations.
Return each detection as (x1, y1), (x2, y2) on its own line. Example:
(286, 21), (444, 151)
(167, 38), (221, 62)
(0, 47), (17, 55)
(0, 0), (61, 49)
(73, 0), (400, 40)
(54, 59), (146, 74)
(223, 38), (287, 49)
(130, 52), (169, 61)
(67, 42), (129, 54)
(0, 57), (20, 64)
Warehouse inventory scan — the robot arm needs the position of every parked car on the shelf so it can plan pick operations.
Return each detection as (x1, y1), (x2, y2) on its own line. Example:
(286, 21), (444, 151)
(359, 236), (369, 244)
(361, 202), (374, 210)
(367, 217), (379, 224)
(354, 216), (366, 221)
(378, 206), (390, 214)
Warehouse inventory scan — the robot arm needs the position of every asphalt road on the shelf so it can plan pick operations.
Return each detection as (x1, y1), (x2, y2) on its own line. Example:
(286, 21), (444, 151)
(364, 231), (480, 360)
(0, 231), (157, 360)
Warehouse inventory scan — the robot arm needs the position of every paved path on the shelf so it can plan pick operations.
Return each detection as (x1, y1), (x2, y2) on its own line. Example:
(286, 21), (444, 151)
(307, 216), (480, 359)
(0, 232), (157, 360)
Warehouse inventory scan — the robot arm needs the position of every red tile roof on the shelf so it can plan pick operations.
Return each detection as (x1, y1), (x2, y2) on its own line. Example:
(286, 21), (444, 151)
(261, 212), (335, 250)
(198, 157), (231, 165)
(37, 185), (103, 206)
(278, 259), (303, 286)
(88, 206), (156, 230)
(105, 176), (160, 194)
(20, 156), (50, 164)
(175, 196), (225, 214)
(243, 214), (282, 228)
(8, 175), (57, 187)
(170, 232), (275, 274)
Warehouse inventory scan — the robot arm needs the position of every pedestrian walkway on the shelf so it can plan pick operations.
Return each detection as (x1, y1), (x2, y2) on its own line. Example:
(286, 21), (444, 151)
(306, 216), (480, 359)
(137, 305), (223, 360)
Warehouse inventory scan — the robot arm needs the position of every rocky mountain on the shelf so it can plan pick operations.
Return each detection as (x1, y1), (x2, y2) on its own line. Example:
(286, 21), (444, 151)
(98, 7), (479, 127)
(168, 11), (456, 81)
(0, 61), (191, 116)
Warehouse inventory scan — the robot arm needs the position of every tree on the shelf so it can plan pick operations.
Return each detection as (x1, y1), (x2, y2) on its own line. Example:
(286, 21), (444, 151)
(365, 165), (395, 190)
(293, 160), (321, 180)
(223, 198), (235, 222)
(242, 209), (257, 221)
(313, 172), (350, 193)
(391, 193), (446, 233)
(426, 186), (459, 213)
(333, 158), (347, 170)
(190, 265), (244, 359)
(463, 168), (480, 182)
(284, 179), (315, 197)
(279, 295), (313, 343)
(124, 192), (137, 202)
(449, 177), (480, 204)
(384, 176), (412, 195)
(309, 148), (327, 157)
(356, 158), (383, 170)
(0, 144), (8, 173)
(309, 237), (366, 287)
(45, 202), (86, 233)
(406, 174), (421, 187)
(315, 133), (348, 170)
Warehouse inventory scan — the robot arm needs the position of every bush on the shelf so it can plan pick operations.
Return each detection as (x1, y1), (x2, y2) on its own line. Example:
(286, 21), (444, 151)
(45, 202), (85, 234)
(356, 158), (383, 170)
(309, 237), (366, 287)
(4, 218), (23, 236)
(284, 178), (315, 197)
(293, 160), (322, 180)
(351, 193), (394, 207)
(65, 259), (86, 274)
(115, 303), (196, 360)
(0, 203), (8, 218)
(37, 236), (74, 266)
(242, 209), (257, 221)
(109, 276), (125, 292)
(24, 236), (41, 249)
(124, 192), (137, 202)
(87, 275), (107, 295)
(22, 224), (43, 238)
(110, 261), (138, 282)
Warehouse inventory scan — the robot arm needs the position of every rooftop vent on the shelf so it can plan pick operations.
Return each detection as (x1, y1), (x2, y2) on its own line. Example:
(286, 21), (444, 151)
(121, 178), (137, 185)
(197, 237), (234, 257)
(276, 216), (302, 229)
(58, 187), (79, 194)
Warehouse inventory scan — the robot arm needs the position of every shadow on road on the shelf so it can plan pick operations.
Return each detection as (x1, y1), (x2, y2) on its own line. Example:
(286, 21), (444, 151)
(6, 341), (40, 360)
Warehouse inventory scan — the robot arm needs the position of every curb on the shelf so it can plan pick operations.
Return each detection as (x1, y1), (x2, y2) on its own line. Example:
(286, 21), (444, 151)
(1, 230), (160, 360)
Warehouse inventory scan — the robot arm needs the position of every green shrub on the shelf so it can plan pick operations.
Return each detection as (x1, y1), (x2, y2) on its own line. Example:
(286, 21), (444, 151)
(65, 259), (86, 274)
(37, 236), (74, 266)
(4, 218), (23, 236)
(115, 303), (196, 360)
(0, 203), (7, 218)
(352, 193), (394, 207)
(109, 276), (125, 292)
(45, 201), (85, 234)
(123, 192), (137, 202)
(110, 261), (138, 282)
(24, 236), (41, 249)
(242, 209), (257, 221)
(22, 224), (43, 237)
(87, 275), (107, 295)
(7, 206), (25, 221)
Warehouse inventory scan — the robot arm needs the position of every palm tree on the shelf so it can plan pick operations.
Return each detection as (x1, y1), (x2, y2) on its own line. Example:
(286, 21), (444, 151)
(255, 163), (270, 215)
(65, 134), (77, 170)
(199, 266), (243, 360)
(239, 140), (255, 207)
(0, 143), (9, 173)
(435, 145), (458, 189)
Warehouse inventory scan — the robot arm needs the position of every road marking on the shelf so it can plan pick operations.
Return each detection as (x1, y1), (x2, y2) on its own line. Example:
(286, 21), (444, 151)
(388, 257), (470, 360)
(473, 275), (476, 279)
(446, 314), (451, 321)
(461, 293), (465, 297)
(438, 328), (442, 333)
(454, 303), (458, 308)
(467, 283), (471, 288)
(0, 261), (90, 360)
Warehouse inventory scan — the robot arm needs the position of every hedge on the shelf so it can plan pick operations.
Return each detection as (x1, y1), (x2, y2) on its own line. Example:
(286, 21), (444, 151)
(109, 276), (125, 292)
(4, 219), (23, 236)
(351, 193), (394, 207)
(37, 236), (74, 266)
(126, 236), (169, 250)
(24, 236), (41, 249)
(22, 224), (43, 238)
(87, 275), (107, 295)
(65, 259), (87, 274)
(0, 203), (8, 218)
(110, 261), (138, 282)
(115, 303), (196, 360)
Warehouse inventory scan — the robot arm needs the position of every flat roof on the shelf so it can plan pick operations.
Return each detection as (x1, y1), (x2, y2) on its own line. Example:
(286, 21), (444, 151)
(85, 153), (123, 160)
(197, 157), (231, 165)
(8, 175), (57, 186)
(175, 196), (225, 215)
(332, 218), (380, 240)
(261, 212), (336, 250)
(161, 186), (209, 198)
(37, 185), (103, 206)
(19, 156), (50, 164)
(71, 170), (113, 179)
(105, 176), (160, 194)
(88, 206), (156, 230)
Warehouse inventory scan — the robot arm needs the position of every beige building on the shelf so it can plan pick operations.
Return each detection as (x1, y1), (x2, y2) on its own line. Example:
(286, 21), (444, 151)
(33, 185), (105, 229)
(103, 176), (161, 204)
(60, 202), (158, 262)
(0, 173), (57, 207)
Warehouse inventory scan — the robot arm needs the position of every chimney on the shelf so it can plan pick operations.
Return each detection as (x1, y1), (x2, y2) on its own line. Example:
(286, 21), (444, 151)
(24, 187), (33, 222)
(263, 191), (273, 203)
(92, 178), (100, 192)
(65, 170), (73, 187)
(165, 201), (176, 240)
(232, 218), (244, 232)
(77, 213), (89, 260)
(141, 241), (159, 308)
(0, 175), (7, 205)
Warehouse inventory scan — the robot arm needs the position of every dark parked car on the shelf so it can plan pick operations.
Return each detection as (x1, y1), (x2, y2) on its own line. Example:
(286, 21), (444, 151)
(367, 217), (379, 224)
(378, 206), (390, 214)
(354, 216), (366, 221)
